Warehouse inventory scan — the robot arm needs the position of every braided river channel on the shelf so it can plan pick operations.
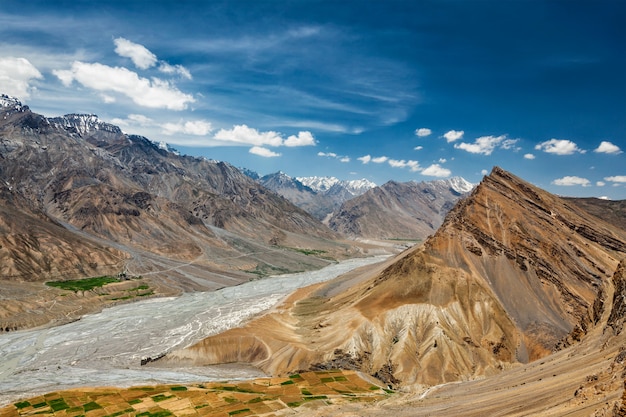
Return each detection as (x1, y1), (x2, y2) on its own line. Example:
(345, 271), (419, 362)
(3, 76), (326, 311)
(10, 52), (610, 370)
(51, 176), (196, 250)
(0, 255), (388, 406)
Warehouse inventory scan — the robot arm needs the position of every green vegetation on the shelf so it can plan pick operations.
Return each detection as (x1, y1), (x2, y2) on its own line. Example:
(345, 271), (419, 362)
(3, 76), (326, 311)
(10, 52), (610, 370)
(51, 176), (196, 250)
(223, 397), (237, 404)
(128, 399), (142, 405)
(215, 386), (258, 393)
(14, 402), (30, 409)
(136, 411), (172, 417)
(82, 402), (102, 412)
(48, 398), (70, 412)
(170, 386), (187, 391)
(291, 248), (327, 256)
(280, 379), (294, 385)
(151, 394), (174, 402)
(45, 276), (119, 292)
(32, 402), (47, 409)
(228, 409), (250, 416)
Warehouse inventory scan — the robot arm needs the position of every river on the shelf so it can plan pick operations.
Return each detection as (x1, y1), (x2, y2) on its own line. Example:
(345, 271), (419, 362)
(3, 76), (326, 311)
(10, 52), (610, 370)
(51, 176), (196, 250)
(0, 255), (388, 405)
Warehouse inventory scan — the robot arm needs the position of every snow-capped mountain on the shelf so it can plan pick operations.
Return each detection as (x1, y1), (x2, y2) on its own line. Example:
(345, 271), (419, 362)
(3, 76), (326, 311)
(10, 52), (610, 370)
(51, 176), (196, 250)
(0, 94), (27, 115)
(297, 176), (376, 195)
(296, 176), (341, 193)
(446, 176), (475, 194)
(48, 114), (123, 136)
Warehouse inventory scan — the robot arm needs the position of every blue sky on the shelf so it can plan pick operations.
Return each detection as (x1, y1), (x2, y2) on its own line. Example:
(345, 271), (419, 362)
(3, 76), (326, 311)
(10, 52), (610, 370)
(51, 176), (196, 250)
(1, 0), (625, 198)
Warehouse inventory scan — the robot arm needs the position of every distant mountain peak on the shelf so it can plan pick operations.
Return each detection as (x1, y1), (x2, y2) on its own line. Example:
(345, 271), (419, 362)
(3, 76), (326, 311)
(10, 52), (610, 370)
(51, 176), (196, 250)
(0, 94), (27, 113)
(48, 113), (123, 137)
(297, 176), (376, 195)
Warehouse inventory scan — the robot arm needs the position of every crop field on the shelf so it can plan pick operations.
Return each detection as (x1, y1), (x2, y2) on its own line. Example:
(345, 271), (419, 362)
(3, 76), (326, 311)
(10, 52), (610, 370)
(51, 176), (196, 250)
(0, 370), (391, 417)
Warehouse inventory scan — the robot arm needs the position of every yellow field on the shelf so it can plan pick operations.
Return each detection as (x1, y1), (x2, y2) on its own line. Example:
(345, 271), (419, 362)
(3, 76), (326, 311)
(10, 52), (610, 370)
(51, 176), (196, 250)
(1, 370), (391, 417)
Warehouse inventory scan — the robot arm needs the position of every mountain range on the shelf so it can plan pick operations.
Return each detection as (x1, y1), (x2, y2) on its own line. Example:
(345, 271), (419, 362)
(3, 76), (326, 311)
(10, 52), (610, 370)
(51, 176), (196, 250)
(160, 167), (626, 410)
(0, 95), (359, 329)
(1, 94), (626, 414)
(254, 170), (473, 242)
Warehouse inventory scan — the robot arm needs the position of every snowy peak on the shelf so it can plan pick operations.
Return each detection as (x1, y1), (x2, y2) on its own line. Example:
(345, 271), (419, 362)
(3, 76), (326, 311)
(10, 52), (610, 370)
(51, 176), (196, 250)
(340, 178), (378, 195)
(296, 176), (340, 193)
(48, 113), (122, 137)
(297, 176), (376, 195)
(0, 94), (27, 113)
(447, 176), (474, 194)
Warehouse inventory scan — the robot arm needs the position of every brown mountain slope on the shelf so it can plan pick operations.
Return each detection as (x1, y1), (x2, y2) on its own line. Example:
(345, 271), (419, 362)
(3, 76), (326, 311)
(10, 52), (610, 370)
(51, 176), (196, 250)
(0, 98), (349, 275)
(159, 167), (626, 390)
(566, 196), (626, 233)
(0, 96), (359, 331)
(328, 179), (470, 240)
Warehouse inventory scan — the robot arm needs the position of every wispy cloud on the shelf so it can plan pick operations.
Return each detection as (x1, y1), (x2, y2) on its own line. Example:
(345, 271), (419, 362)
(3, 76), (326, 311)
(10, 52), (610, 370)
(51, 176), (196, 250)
(535, 139), (585, 155)
(605, 176), (626, 183)
(594, 141), (622, 154)
(318, 151), (350, 162)
(0, 57), (42, 99)
(454, 135), (517, 156)
(388, 159), (420, 171)
(524, 153), (535, 160)
(54, 61), (195, 110)
(114, 37), (192, 79)
(552, 176), (591, 186)
(161, 120), (213, 136)
(249, 146), (281, 157)
(114, 37), (157, 70)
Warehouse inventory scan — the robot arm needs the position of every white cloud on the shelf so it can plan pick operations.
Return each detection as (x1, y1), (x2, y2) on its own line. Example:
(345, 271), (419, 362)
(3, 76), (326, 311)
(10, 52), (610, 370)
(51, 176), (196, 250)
(249, 146), (281, 157)
(454, 135), (513, 155)
(372, 156), (389, 164)
(524, 153), (535, 160)
(535, 139), (585, 155)
(319, 151), (349, 162)
(158, 62), (192, 80)
(284, 131), (316, 147)
(114, 37), (157, 70)
(388, 159), (420, 172)
(605, 176), (626, 183)
(415, 128), (432, 137)
(438, 158), (447, 163)
(596, 181), (606, 187)
(552, 176), (591, 186)
(414, 145), (423, 150)
(0, 57), (43, 99)
(162, 120), (213, 136)
(111, 113), (154, 127)
(443, 130), (464, 142)
(358, 155), (372, 164)
(53, 61), (195, 110)
(594, 141), (622, 154)
(213, 124), (283, 146)
(481, 169), (489, 175)
(422, 163), (451, 177)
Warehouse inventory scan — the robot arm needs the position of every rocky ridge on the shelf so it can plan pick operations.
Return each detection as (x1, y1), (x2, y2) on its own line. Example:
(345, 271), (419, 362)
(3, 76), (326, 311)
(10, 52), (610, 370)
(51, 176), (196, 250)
(0, 95), (357, 330)
(160, 167), (626, 391)
(328, 177), (473, 240)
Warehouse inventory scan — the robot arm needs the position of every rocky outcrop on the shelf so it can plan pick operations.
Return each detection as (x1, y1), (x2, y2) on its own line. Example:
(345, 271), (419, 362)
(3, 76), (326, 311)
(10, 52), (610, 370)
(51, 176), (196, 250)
(161, 167), (626, 388)
(328, 178), (472, 240)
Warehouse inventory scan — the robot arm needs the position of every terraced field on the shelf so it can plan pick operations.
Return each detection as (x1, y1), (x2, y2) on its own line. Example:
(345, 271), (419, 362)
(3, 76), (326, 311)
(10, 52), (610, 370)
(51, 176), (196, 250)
(0, 370), (391, 417)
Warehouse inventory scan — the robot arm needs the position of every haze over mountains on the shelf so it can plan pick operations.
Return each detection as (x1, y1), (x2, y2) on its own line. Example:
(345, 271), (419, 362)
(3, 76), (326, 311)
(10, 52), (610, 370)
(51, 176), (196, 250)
(1, 94), (625, 415)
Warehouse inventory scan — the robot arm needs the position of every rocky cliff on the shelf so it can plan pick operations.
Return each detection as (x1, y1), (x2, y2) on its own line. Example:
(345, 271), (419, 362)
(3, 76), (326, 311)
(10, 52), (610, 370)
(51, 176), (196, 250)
(328, 177), (473, 240)
(161, 167), (626, 389)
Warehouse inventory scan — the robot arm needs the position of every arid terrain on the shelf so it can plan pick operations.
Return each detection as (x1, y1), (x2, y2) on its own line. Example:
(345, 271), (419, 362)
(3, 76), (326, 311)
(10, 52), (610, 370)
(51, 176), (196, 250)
(1, 96), (625, 416)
